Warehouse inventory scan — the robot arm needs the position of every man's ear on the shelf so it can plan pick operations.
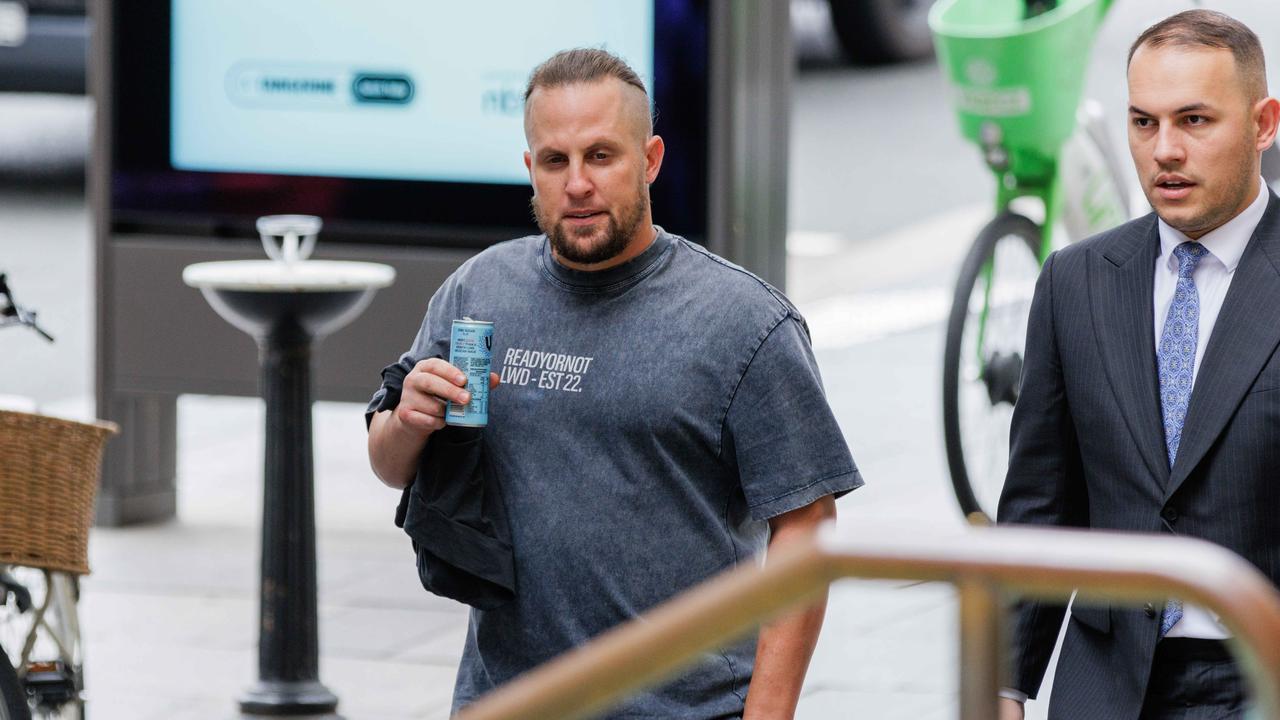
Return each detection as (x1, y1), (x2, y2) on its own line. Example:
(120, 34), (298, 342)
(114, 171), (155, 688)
(524, 150), (534, 183)
(1254, 96), (1280, 152)
(644, 135), (665, 185)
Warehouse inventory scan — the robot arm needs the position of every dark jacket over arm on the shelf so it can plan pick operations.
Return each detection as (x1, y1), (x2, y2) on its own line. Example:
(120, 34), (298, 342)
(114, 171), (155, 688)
(371, 360), (516, 610)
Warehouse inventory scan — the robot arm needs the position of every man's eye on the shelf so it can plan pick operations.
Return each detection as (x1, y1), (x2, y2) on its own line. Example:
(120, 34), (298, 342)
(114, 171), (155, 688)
(591, 152), (609, 161)
(545, 155), (567, 165)
(1185, 115), (1207, 125)
(1132, 117), (1153, 129)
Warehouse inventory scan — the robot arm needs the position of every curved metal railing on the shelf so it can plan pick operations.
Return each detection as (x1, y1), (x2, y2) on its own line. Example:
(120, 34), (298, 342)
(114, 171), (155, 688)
(456, 524), (1280, 720)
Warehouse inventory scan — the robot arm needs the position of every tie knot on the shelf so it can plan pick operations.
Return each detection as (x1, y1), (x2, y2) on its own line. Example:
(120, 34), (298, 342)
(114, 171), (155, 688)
(1173, 242), (1208, 278)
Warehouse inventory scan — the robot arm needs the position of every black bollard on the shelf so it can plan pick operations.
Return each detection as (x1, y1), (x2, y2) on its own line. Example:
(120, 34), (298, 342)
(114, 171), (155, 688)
(184, 246), (393, 719)
(229, 300), (341, 718)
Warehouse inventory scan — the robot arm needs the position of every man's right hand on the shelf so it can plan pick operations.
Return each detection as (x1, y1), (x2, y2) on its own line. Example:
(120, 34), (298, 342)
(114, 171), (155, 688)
(367, 358), (499, 488)
(395, 358), (479, 436)
(999, 698), (1025, 720)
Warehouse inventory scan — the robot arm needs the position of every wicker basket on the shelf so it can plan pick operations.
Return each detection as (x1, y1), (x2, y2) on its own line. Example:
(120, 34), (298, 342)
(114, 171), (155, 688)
(0, 410), (119, 575)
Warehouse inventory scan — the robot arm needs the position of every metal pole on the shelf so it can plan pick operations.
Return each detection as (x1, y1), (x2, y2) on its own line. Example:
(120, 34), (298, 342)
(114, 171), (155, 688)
(239, 319), (339, 717)
(957, 580), (1001, 720)
(705, 0), (791, 288)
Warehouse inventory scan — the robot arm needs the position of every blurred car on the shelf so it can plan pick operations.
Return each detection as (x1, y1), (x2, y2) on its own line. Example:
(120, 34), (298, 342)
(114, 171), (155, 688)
(795, 0), (934, 66)
(829, 0), (933, 64)
(0, 0), (929, 97)
(0, 0), (87, 94)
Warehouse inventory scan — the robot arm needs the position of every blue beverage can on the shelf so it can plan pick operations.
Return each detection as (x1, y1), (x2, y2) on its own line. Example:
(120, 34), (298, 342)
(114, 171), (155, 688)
(446, 318), (493, 427)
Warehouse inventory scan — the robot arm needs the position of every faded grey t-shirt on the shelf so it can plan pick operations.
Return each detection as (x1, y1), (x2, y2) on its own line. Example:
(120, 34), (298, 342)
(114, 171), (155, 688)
(368, 227), (861, 718)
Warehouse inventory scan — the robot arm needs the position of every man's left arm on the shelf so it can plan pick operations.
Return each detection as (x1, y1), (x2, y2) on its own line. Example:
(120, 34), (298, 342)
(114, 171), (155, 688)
(743, 494), (837, 720)
(724, 313), (860, 718)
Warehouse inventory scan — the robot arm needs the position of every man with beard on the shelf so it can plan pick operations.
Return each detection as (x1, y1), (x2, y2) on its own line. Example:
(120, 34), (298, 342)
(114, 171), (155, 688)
(366, 48), (860, 718)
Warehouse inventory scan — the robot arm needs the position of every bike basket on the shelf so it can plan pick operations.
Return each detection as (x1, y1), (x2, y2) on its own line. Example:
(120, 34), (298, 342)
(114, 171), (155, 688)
(0, 410), (118, 575)
(930, 0), (1109, 161)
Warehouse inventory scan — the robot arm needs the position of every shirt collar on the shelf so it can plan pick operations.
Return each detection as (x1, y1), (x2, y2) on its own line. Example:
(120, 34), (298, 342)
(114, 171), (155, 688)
(540, 225), (672, 292)
(1157, 178), (1269, 274)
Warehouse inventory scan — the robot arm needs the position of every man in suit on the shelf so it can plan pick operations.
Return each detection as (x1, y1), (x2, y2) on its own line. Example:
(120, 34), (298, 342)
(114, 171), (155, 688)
(998, 10), (1280, 719)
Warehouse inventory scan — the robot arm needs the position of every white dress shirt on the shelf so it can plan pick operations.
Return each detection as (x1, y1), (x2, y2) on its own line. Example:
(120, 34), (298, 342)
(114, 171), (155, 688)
(1154, 178), (1268, 639)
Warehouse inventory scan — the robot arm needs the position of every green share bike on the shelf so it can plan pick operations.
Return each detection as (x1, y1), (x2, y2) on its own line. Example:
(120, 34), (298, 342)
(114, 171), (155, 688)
(931, 0), (1280, 522)
(932, 0), (1131, 522)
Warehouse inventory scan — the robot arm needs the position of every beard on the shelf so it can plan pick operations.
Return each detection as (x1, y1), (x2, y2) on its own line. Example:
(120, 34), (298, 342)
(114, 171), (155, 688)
(1150, 135), (1258, 238)
(532, 184), (648, 266)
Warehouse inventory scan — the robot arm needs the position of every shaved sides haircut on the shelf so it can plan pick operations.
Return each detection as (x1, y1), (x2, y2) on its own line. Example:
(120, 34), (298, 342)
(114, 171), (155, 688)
(1129, 10), (1268, 101)
(524, 48), (654, 137)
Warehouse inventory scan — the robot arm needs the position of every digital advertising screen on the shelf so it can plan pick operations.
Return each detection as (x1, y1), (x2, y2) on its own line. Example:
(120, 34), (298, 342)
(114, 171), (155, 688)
(170, 1), (654, 186)
(110, 1), (709, 245)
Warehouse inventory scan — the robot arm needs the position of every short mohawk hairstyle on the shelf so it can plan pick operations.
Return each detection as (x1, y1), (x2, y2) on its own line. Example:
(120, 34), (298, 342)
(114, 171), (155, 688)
(524, 47), (648, 102)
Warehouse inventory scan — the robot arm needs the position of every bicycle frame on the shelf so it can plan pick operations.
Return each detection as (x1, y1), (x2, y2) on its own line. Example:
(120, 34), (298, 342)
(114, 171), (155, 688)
(973, 101), (1132, 361)
(933, 0), (1123, 367)
(0, 565), (84, 717)
(3, 292), (95, 720)
(0, 274), (53, 342)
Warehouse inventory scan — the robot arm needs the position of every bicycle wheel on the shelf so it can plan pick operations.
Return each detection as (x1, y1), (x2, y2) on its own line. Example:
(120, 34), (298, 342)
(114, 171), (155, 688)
(943, 212), (1042, 521)
(0, 646), (30, 720)
(0, 568), (82, 720)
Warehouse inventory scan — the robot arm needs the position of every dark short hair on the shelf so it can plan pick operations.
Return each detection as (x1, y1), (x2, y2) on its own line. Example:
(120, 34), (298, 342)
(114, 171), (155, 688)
(524, 47), (648, 101)
(1128, 10), (1267, 100)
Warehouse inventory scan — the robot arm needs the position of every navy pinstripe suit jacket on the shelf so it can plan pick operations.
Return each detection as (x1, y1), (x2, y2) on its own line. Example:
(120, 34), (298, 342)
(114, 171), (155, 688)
(999, 191), (1280, 719)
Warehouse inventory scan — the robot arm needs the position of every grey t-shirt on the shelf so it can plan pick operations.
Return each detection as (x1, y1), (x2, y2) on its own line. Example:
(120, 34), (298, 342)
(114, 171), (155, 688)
(369, 227), (861, 718)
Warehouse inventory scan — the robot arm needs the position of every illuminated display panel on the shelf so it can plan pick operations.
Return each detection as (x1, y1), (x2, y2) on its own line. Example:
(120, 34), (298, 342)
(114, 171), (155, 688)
(111, 0), (709, 246)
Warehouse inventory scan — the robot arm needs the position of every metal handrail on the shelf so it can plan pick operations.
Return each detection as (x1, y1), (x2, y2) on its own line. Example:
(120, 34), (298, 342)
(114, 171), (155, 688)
(456, 524), (1280, 720)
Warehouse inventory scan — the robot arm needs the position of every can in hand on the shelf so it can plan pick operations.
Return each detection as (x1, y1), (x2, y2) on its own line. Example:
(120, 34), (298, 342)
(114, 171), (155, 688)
(446, 318), (493, 427)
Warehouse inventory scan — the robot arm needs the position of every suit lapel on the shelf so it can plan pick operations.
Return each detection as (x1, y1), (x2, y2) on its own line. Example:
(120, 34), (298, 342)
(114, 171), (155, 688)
(1089, 215), (1169, 489)
(1167, 192), (1280, 497)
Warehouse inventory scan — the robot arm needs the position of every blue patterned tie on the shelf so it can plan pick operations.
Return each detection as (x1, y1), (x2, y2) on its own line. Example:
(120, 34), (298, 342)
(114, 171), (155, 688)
(1156, 241), (1208, 636)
